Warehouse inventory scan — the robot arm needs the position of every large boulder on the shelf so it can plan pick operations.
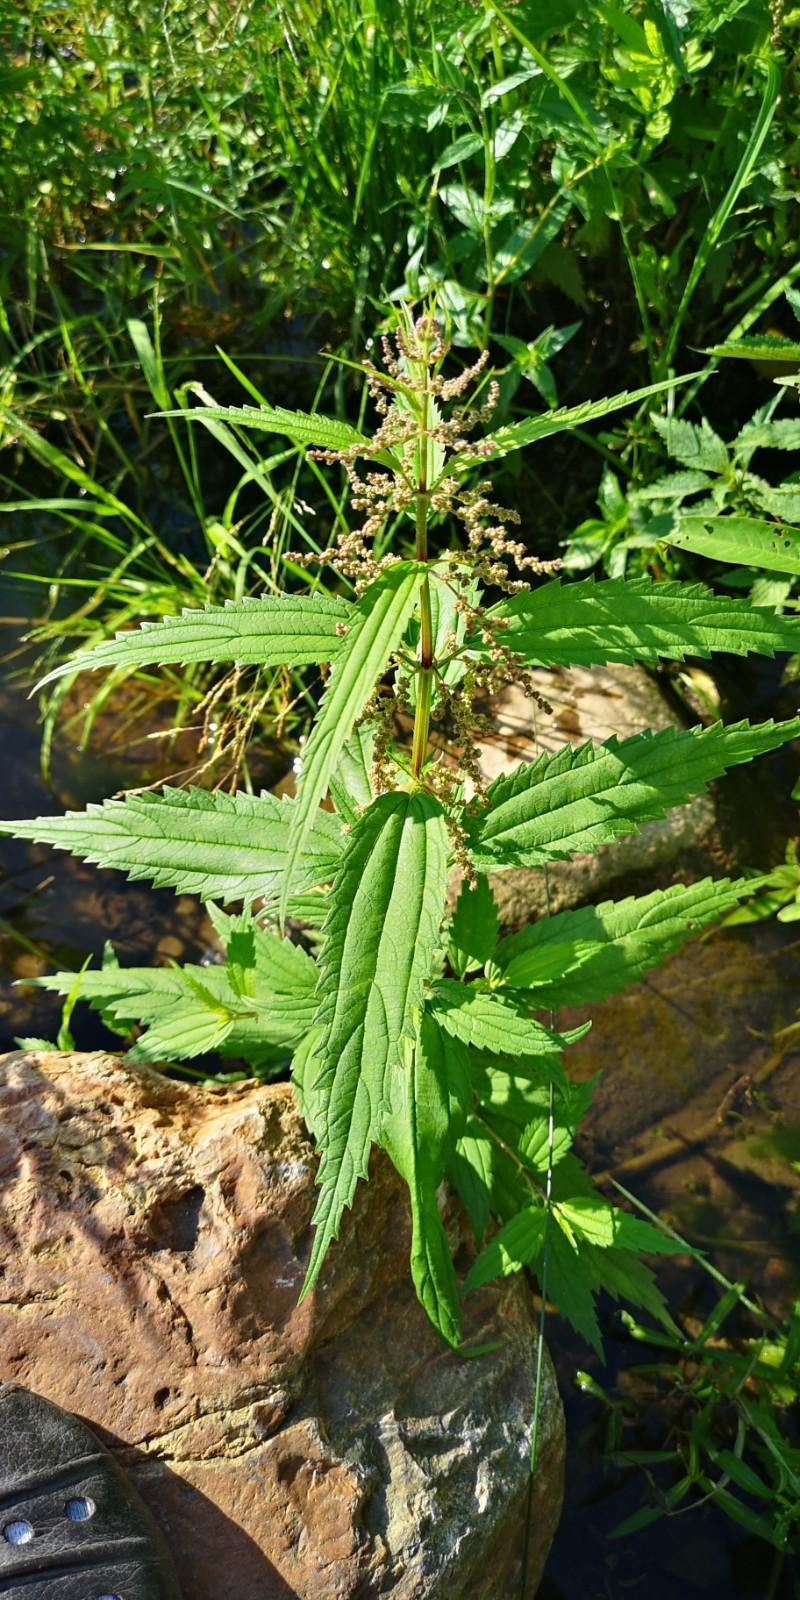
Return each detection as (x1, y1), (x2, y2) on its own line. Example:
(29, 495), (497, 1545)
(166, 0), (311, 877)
(0, 1049), (564, 1599)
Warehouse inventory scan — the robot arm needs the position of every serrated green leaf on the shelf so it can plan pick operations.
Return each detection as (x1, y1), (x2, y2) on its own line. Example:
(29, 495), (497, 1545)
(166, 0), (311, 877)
(151, 400), (396, 462)
(518, 1116), (573, 1176)
(291, 1027), (325, 1142)
(471, 1057), (596, 1144)
(282, 563), (424, 921)
(466, 717), (800, 871)
(447, 875), (499, 977)
(479, 577), (800, 667)
(635, 470), (713, 501)
(428, 979), (580, 1066)
(735, 417), (800, 454)
(656, 515), (800, 575)
(36, 941), (317, 1066)
(461, 1204), (547, 1293)
(651, 413), (730, 474)
(704, 335), (800, 363)
(301, 790), (449, 1296)
(207, 904), (318, 995)
(546, 1224), (603, 1354)
(37, 590), (353, 686)
(0, 787), (344, 906)
(382, 1013), (470, 1346)
(491, 877), (760, 1007)
(448, 1117), (495, 1248)
(555, 1196), (684, 1253)
(328, 722), (375, 825)
(453, 376), (696, 471)
(578, 1242), (678, 1335)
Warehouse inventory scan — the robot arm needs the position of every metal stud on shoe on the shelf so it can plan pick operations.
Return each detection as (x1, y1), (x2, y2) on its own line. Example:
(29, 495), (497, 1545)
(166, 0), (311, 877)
(0, 1383), (182, 1598)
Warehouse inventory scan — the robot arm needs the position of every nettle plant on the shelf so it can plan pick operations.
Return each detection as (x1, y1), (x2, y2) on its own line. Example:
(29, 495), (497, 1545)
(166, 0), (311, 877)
(6, 310), (800, 1352)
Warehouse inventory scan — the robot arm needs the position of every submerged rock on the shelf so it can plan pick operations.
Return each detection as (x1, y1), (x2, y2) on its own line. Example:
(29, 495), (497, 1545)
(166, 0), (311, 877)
(0, 1049), (564, 1599)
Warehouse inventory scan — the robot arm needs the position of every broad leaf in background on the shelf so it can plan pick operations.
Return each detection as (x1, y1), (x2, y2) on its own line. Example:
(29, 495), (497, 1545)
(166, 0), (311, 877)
(37, 591), (353, 685)
(481, 577), (800, 666)
(650, 413), (730, 475)
(282, 563), (424, 920)
(382, 1013), (470, 1346)
(490, 877), (763, 1007)
(449, 1117), (495, 1249)
(656, 515), (800, 576)
(461, 1205), (547, 1293)
(301, 790), (449, 1296)
(0, 787), (344, 906)
(465, 718), (800, 870)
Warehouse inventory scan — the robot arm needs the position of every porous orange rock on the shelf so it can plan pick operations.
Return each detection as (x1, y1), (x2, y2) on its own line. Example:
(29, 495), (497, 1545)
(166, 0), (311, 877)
(0, 1050), (564, 1599)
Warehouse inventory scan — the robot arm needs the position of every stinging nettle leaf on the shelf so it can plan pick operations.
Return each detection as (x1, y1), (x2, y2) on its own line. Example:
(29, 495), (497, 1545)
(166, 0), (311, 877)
(428, 979), (583, 1067)
(448, 1116), (495, 1249)
(282, 563), (424, 921)
(479, 577), (800, 668)
(0, 786), (344, 906)
(150, 399), (398, 464)
(328, 722), (376, 826)
(704, 334), (800, 364)
(734, 417), (800, 454)
(382, 1013), (470, 1346)
(453, 375), (698, 472)
(447, 874), (499, 977)
(36, 940), (317, 1067)
(491, 876), (765, 1007)
(650, 412), (730, 475)
(555, 1196), (684, 1255)
(37, 590), (354, 686)
(465, 717), (800, 870)
(301, 790), (449, 1297)
(461, 1204), (547, 1294)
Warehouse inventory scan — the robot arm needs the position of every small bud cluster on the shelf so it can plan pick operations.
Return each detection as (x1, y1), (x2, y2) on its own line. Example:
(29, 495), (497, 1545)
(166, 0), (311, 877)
(288, 316), (555, 594)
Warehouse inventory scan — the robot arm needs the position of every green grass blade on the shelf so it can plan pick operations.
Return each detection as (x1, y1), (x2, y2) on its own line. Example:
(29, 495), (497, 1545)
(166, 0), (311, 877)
(661, 60), (781, 371)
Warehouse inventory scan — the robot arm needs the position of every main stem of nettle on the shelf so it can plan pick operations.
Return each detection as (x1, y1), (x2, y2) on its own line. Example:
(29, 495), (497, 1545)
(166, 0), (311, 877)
(410, 383), (434, 784)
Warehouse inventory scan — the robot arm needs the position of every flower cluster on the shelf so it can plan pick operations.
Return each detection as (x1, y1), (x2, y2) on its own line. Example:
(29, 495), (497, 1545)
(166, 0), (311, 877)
(292, 313), (561, 837)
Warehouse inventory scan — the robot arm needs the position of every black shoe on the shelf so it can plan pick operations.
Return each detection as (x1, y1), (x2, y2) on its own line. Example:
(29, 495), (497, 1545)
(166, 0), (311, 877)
(0, 1384), (182, 1599)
